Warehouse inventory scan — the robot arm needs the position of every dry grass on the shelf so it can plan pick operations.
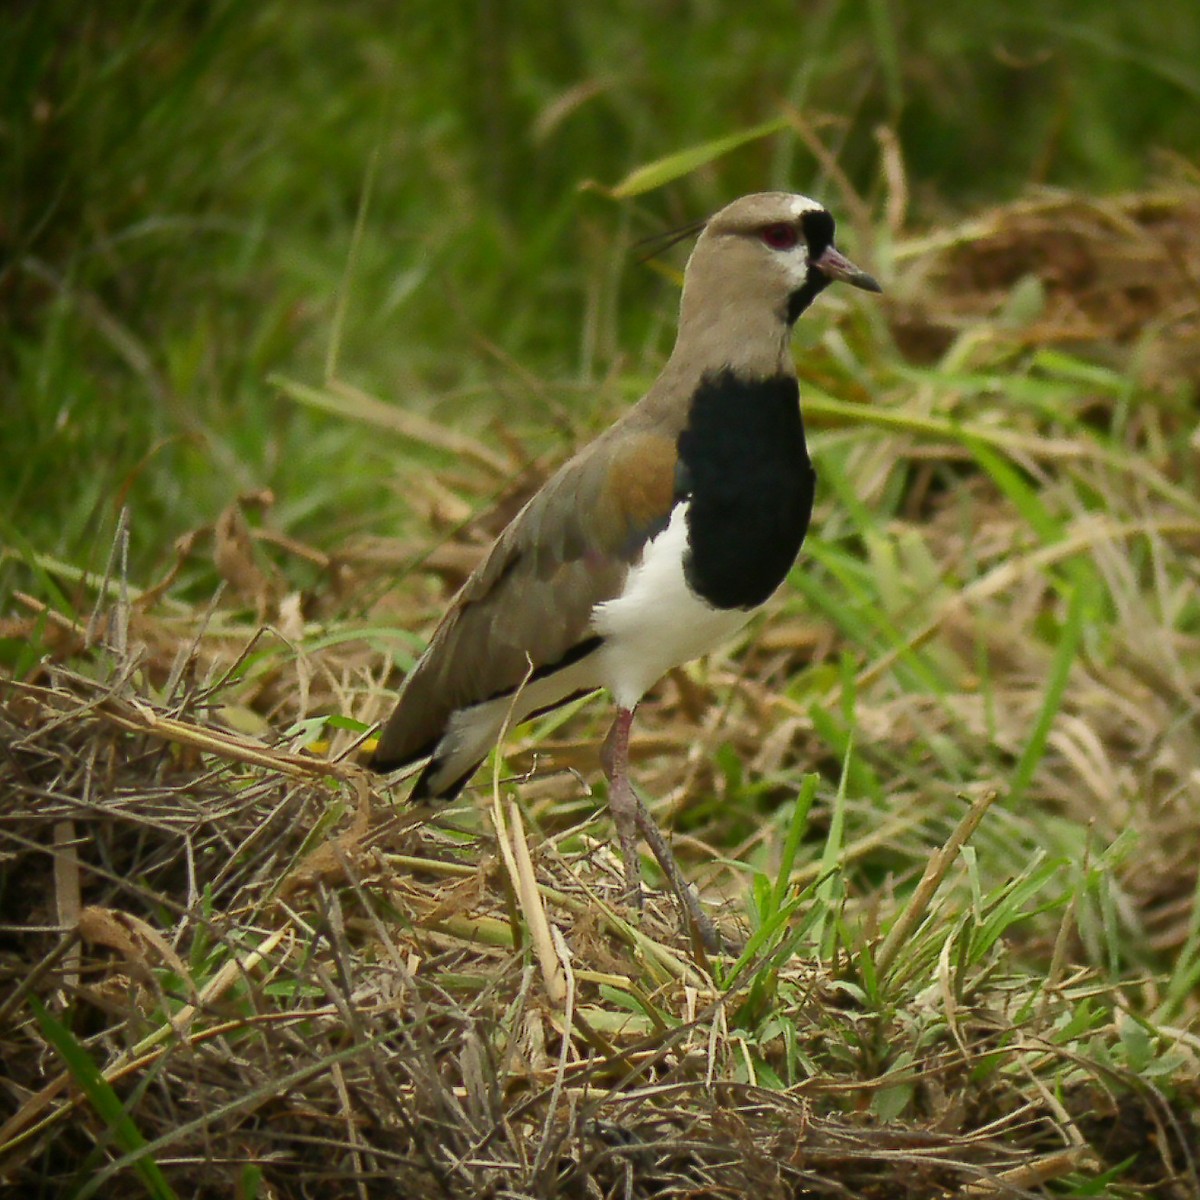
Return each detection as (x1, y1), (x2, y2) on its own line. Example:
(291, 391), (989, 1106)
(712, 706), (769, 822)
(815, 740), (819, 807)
(6, 666), (1198, 1198)
(4, 184), (1200, 1197)
(891, 181), (1200, 387)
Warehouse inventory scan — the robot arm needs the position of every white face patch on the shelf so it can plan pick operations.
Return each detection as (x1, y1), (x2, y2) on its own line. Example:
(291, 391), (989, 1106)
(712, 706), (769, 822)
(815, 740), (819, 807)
(777, 242), (811, 292)
(768, 196), (824, 291)
(787, 194), (823, 219)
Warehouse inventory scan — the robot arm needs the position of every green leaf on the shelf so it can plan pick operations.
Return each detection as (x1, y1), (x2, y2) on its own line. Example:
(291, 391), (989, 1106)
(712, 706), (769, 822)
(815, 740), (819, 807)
(971, 856), (1067, 960)
(239, 1164), (264, 1200)
(872, 1052), (916, 1120)
(29, 997), (179, 1200)
(1008, 582), (1089, 806)
(606, 118), (790, 197)
(769, 774), (818, 915)
(1117, 1014), (1155, 1072)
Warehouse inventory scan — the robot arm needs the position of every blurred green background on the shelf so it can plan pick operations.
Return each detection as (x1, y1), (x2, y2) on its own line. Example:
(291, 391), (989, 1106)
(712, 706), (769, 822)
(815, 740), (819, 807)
(3, 0), (1199, 586)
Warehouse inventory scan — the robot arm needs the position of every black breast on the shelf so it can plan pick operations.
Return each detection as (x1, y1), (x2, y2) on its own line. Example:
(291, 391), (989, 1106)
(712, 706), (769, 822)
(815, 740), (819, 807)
(675, 369), (815, 610)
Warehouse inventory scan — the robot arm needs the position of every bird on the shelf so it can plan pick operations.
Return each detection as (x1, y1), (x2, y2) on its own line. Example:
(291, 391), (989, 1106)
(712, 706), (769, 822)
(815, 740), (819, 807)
(371, 192), (881, 942)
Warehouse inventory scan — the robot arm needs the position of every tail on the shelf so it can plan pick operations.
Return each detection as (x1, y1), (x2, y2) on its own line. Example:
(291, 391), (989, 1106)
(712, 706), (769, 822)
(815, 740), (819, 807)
(370, 742), (480, 802)
(370, 670), (524, 801)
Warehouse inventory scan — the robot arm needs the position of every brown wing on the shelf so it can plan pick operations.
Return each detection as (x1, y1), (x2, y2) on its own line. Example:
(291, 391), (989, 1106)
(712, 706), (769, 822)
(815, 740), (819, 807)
(371, 428), (678, 771)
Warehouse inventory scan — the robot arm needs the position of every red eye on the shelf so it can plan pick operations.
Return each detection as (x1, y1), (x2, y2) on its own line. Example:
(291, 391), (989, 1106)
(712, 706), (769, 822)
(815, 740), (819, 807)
(761, 223), (799, 250)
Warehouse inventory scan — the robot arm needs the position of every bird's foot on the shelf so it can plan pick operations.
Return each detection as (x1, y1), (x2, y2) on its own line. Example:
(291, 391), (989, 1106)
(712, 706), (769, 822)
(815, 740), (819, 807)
(603, 706), (722, 952)
(607, 778), (646, 913)
(603, 706), (645, 911)
(631, 799), (723, 953)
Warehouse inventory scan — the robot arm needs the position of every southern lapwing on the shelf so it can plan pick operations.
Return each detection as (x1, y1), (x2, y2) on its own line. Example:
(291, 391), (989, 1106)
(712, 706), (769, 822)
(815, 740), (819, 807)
(371, 192), (881, 942)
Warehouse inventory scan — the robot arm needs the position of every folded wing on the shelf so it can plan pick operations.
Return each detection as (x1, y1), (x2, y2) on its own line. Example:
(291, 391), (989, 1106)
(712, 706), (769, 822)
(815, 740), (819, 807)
(370, 428), (678, 785)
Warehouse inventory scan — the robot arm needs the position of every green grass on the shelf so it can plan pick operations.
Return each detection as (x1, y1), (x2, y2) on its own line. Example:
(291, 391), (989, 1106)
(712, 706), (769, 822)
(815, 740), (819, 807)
(5, 3), (1200, 1196)
(28, 998), (179, 1200)
(4, 0), (1200, 582)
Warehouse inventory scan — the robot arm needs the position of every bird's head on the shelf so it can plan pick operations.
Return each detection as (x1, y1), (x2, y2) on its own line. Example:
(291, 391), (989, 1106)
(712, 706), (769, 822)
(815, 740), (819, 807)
(686, 192), (881, 330)
(647, 192), (882, 386)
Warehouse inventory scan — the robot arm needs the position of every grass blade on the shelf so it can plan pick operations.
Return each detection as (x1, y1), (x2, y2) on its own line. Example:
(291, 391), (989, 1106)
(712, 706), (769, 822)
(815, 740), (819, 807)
(605, 118), (789, 197)
(28, 997), (179, 1200)
(1008, 582), (1089, 806)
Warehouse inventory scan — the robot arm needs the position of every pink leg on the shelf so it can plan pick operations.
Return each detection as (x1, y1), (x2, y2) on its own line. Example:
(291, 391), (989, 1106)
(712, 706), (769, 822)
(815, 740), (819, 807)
(601, 706), (642, 906)
(601, 706), (722, 951)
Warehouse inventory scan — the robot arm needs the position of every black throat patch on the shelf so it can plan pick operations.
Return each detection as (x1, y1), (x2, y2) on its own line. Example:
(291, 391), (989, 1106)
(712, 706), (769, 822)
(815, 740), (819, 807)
(787, 208), (838, 323)
(786, 274), (830, 324)
(674, 369), (816, 610)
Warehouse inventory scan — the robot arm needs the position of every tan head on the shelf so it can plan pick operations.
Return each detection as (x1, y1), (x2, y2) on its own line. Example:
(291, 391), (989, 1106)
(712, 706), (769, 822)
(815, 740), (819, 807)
(668, 192), (880, 378)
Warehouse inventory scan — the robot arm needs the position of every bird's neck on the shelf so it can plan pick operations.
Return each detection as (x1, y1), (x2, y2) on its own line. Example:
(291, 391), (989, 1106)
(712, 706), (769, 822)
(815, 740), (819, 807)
(643, 311), (795, 422)
(681, 277), (798, 369)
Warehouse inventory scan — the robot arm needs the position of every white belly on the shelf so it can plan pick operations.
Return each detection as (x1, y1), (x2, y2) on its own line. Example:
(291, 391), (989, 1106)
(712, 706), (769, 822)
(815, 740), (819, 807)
(591, 503), (755, 709)
(428, 502), (758, 791)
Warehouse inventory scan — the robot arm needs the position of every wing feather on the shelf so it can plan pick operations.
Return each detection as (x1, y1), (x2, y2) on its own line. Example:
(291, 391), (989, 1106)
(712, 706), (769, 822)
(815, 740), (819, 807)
(372, 429), (677, 771)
